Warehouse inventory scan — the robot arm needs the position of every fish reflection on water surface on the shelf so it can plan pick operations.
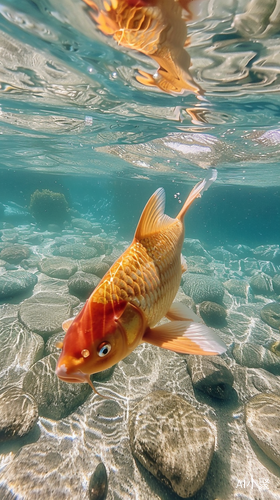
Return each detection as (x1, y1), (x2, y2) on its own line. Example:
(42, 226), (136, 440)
(82, 0), (203, 95)
(56, 170), (227, 394)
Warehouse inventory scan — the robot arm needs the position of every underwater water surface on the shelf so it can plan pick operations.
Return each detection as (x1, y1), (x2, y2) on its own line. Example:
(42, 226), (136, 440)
(1, 0), (280, 499)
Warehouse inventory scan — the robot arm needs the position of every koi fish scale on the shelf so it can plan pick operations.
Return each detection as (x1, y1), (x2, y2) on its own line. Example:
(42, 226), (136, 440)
(93, 235), (180, 326)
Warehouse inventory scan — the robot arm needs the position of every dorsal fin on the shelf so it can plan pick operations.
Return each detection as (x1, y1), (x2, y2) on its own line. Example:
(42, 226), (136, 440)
(134, 188), (176, 240)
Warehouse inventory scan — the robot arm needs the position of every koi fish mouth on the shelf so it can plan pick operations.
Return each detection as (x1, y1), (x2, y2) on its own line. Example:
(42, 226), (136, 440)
(56, 364), (109, 398)
(56, 364), (88, 383)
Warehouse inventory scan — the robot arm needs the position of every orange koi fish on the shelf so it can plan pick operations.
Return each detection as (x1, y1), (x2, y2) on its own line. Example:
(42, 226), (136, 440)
(82, 0), (203, 95)
(56, 170), (227, 394)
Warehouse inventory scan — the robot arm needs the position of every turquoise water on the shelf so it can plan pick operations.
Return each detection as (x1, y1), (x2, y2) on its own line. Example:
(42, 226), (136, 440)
(1, 1), (280, 499)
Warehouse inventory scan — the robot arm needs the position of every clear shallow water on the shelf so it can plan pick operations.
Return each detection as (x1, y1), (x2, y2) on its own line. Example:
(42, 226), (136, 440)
(1, 1), (280, 500)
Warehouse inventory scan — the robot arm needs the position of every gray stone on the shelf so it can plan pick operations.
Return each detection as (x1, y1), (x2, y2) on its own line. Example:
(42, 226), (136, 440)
(45, 331), (66, 355)
(0, 387), (38, 442)
(226, 244), (253, 258)
(103, 248), (123, 267)
(272, 274), (280, 294)
(38, 256), (78, 279)
(223, 279), (249, 298)
(260, 302), (280, 329)
(53, 244), (97, 259)
(240, 258), (260, 276)
(209, 247), (237, 261)
(183, 239), (212, 260)
(233, 366), (280, 403)
(0, 229), (18, 243)
(253, 245), (280, 264)
(21, 233), (44, 245)
(186, 264), (213, 276)
(86, 236), (113, 256)
(0, 436), (89, 499)
(187, 355), (234, 399)
(267, 340), (280, 357)
(259, 260), (278, 277)
(129, 390), (214, 498)
(88, 462), (108, 500)
(198, 301), (227, 327)
(20, 256), (41, 269)
(249, 272), (274, 295)
(18, 292), (75, 338)
(22, 353), (91, 420)
(71, 218), (97, 232)
(185, 255), (211, 267)
(68, 271), (100, 299)
(0, 245), (30, 264)
(80, 258), (110, 278)
(0, 271), (38, 299)
(245, 393), (280, 467)
(0, 317), (44, 390)
(223, 305), (274, 345)
(182, 273), (224, 304)
(232, 342), (280, 374)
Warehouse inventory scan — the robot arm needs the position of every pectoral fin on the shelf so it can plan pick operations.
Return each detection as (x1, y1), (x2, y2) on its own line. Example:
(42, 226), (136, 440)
(166, 302), (202, 323)
(143, 320), (227, 355)
(62, 317), (75, 332)
(181, 255), (187, 274)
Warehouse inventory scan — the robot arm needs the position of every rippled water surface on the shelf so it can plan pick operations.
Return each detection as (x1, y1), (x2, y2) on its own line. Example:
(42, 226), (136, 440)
(0, 0), (280, 185)
(1, 1), (280, 500)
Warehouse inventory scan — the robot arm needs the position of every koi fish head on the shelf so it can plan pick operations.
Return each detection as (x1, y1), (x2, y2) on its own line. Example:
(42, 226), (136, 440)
(55, 299), (145, 391)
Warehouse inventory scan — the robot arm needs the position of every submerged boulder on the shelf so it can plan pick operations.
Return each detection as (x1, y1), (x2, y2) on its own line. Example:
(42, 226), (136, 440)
(0, 271), (38, 299)
(245, 393), (280, 467)
(88, 462), (108, 500)
(182, 273), (224, 304)
(240, 258), (259, 276)
(80, 258), (110, 278)
(38, 256), (78, 279)
(187, 355), (234, 399)
(249, 272), (274, 296)
(0, 317), (44, 390)
(232, 342), (280, 374)
(29, 189), (69, 227)
(199, 301), (227, 327)
(226, 244), (253, 258)
(272, 274), (280, 294)
(253, 245), (280, 264)
(22, 353), (91, 420)
(0, 245), (30, 264)
(183, 239), (212, 260)
(209, 247), (237, 261)
(223, 279), (249, 298)
(260, 302), (280, 330)
(0, 387), (38, 442)
(53, 243), (97, 260)
(18, 292), (76, 338)
(67, 271), (100, 300)
(129, 390), (214, 498)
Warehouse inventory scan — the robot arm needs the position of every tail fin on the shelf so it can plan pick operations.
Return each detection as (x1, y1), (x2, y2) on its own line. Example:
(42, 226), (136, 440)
(177, 169), (217, 221)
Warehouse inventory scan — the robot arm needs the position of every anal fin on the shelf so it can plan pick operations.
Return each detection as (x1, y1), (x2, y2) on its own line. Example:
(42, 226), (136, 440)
(143, 320), (227, 355)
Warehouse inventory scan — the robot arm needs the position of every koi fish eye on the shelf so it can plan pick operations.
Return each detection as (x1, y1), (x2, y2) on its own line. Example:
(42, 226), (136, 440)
(97, 341), (111, 357)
